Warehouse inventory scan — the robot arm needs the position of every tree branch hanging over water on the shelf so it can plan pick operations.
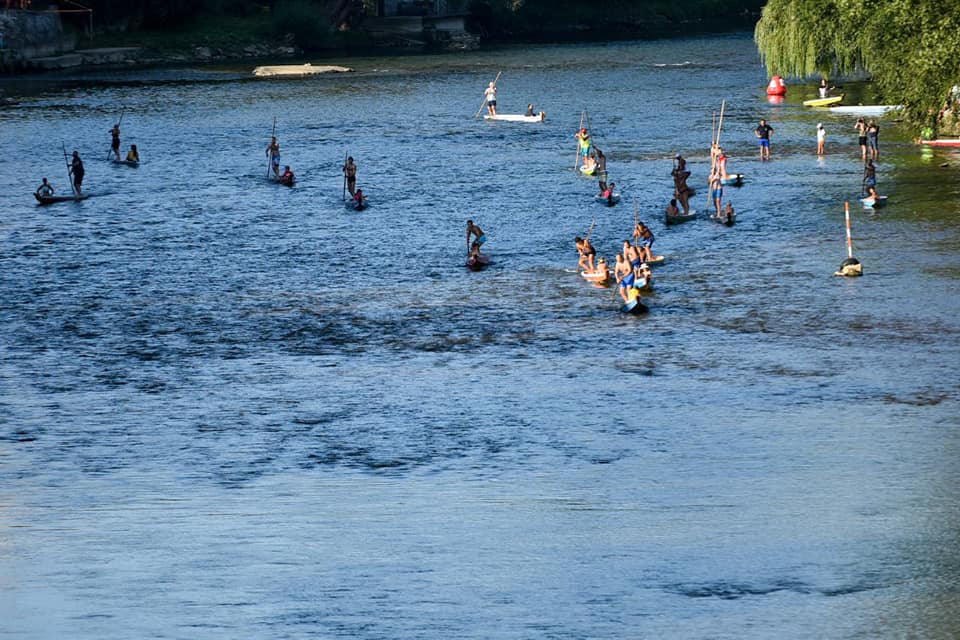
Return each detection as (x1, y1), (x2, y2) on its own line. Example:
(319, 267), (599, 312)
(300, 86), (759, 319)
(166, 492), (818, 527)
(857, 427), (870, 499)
(754, 0), (960, 134)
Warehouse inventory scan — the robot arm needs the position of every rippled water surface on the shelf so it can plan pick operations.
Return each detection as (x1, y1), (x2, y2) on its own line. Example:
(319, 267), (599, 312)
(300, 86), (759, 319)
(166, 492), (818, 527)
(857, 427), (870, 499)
(1, 34), (959, 638)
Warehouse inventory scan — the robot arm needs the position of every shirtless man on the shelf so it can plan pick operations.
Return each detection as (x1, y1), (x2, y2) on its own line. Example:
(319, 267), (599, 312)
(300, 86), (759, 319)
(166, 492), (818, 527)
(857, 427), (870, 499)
(672, 155), (692, 214)
(575, 235), (596, 272)
(484, 81), (497, 117)
(109, 123), (121, 161)
(266, 136), (280, 178)
(343, 156), (357, 196)
(665, 198), (681, 217)
(35, 177), (54, 197)
(709, 171), (723, 217)
(614, 253), (635, 303)
(466, 219), (485, 256)
(633, 223), (655, 262)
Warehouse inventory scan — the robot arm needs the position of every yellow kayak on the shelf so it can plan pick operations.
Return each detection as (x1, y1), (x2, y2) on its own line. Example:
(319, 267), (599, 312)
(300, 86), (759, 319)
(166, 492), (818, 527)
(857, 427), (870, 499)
(803, 94), (844, 107)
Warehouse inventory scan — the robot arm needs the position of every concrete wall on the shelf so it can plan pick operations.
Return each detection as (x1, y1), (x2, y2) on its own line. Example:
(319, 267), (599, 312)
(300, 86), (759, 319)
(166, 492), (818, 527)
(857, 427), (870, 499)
(0, 9), (75, 69)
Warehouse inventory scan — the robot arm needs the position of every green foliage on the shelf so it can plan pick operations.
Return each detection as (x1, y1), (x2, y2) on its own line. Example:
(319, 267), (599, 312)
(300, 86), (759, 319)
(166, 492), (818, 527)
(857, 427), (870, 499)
(271, 0), (333, 50)
(755, 0), (960, 134)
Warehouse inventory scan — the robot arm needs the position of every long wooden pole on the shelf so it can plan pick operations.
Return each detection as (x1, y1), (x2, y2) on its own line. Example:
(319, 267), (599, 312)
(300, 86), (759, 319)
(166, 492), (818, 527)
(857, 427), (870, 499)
(574, 110), (584, 170)
(844, 201), (854, 259)
(342, 151), (348, 201)
(62, 142), (75, 195)
(474, 70), (501, 119)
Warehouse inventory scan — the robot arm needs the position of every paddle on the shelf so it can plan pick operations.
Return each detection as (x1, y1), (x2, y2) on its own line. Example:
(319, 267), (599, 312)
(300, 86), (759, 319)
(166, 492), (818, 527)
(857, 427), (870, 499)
(706, 101), (725, 211)
(574, 110), (584, 171)
(62, 142), (76, 195)
(474, 71), (501, 119)
(266, 116), (276, 179)
(342, 150), (348, 201)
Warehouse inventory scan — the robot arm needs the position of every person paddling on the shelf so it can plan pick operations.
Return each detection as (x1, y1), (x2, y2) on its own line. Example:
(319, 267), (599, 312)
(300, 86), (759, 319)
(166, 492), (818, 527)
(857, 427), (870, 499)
(484, 81), (497, 117)
(266, 136), (280, 178)
(575, 128), (591, 168)
(109, 123), (121, 161)
(69, 150), (84, 194)
(343, 156), (357, 196)
(35, 177), (54, 197)
(466, 219), (485, 257)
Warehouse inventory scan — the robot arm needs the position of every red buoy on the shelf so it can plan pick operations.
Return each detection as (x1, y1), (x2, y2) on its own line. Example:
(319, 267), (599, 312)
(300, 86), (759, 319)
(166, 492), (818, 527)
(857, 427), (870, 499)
(766, 75), (787, 96)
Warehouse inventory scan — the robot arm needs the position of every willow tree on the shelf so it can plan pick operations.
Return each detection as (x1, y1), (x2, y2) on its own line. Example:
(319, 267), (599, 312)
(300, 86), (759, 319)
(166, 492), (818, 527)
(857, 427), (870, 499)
(755, 0), (960, 135)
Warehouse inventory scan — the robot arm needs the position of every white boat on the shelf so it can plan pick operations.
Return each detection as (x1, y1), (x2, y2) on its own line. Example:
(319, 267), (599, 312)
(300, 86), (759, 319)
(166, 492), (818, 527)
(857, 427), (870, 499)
(828, 105), (901, 116)
(252, 64), (352, 77)
(483, 113), (545, 122)
(861, 195), (888, 208)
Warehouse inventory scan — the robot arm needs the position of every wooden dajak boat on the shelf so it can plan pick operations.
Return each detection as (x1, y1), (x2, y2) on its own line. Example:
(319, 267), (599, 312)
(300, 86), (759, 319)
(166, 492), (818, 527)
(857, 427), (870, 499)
(665, 211), (697, 225)
(466, 254), (490, 271)
(346, 197), (368, 211)
(34, 193), (88, 204)
(861, 194), (888, 208)
(581, 270), (611, 286)
(111, 159), (139, 168)
(620, 297), (649, 314)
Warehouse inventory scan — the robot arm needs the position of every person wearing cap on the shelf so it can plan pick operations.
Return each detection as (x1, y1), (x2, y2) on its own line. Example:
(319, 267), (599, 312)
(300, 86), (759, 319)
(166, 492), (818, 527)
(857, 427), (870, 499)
(816, 123), (826, 155)
(484, 81), (497, 117)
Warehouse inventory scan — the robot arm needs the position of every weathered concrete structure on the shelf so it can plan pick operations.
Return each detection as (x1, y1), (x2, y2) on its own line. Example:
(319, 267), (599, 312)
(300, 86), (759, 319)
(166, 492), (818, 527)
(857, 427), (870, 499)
(0, 9), (76, 71)
(363, 0), (477, 50)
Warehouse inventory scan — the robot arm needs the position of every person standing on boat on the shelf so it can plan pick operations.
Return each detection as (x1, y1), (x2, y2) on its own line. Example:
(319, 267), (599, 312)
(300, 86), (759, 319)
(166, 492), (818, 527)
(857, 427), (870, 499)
(633, 222), (655, 263)
(69, 150), (84, 194)
(109, 123), (121, 161)
(466, 220), (485, 257)
(709, 171), (723, 217)
(755, 119), (774, 160)
(484, 81), (497, 117)
(866, 121), (880, 160)
(855, 118), (868, 161)
(343, 156), (357, 196)
(126, 144), (139, 162)
(266, 136), (281, 178)
(614, 253), (636, 303)
(576, 128), (591, 167)
(716, 147), (731, 180)
(595, 147), (608, 188)
(35, 177), (54, 197)
(863, 158), (877, 192)
(672, 155), (692, 214)
(525, 103), (535, 117)
(816, 123), (826, 155)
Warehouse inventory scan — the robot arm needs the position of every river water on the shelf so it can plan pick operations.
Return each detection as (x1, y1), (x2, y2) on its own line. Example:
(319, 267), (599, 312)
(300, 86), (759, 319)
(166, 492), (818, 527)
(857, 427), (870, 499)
(1, 34), (959, 638)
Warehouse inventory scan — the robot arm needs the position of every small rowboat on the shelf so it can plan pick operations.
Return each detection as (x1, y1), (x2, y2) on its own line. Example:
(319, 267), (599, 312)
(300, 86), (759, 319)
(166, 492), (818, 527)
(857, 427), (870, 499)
(720, 173), (744, 186)
(581, 270), (611, 286)
(861, 195), (888, 208)
(665, 211), (697, 225)
(712, 211), (736, 226)
(111, 159), (139, 168)
(620, 297), (649, 315)
(645, 255), (667, 267)
(34, 193), (88, 204)
(466, 254), (490, 271)
(829, 105), (901, 116)
(920, 139), (960, 147)
(579, 164), (596, 176)
(346, 197), (368, 211)
(803, 94), (844, 107)
(483, 113), (545, 123)
(594, 193), (620, 206)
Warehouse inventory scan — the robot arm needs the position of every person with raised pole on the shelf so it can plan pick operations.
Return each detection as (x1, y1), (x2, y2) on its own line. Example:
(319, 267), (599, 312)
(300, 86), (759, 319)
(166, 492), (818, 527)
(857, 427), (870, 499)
(109, 123), (121, 161)
(69, 150), (85, 194)
(266, 136), (280, 179)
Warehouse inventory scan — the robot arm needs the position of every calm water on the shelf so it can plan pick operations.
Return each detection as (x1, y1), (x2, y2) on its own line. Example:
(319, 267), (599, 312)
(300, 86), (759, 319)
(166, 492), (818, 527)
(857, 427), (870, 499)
(1, 34), (959, 638)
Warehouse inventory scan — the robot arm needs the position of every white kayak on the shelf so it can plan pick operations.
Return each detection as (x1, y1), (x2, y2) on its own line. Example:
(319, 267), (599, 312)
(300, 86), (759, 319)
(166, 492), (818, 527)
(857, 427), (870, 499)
(483, 113), (545, 122)
(828, 105), (901, 116)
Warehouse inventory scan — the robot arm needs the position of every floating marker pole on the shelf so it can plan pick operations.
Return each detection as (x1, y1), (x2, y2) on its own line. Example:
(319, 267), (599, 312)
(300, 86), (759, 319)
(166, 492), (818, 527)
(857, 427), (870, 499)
(845, 201), (854, 259)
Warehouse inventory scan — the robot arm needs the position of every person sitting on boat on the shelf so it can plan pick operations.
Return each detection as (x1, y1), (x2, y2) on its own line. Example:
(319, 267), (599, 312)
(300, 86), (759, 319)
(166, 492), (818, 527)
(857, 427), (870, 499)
(614, 254), (636, 303)
(110, 123), (121, 161)
(343, 156), (357, 196)
(281, 165), (295, 185)
(466, 219), (485, 255)
(582, 152), (597, 174)
(575, 128), (591, 165)
(125, 144), (139, 162)
(637, 262), (652, 289)
(484, 81), (497, 117)
(665, 198), (680, 217)
(35, 177), (54, 197)
(602, 182), (616, 200)
(719, 201), (735, 223)
(623, 240), (643, 272)
(865, 185), (880, 200)
(526, 103), (535, 117)
(575, 236), (596, 273)
(818, 78), (835, 99)
(266, 136), (281, 178)
(352, 188), (365, 205)
(709, 171), (723, 217)
(593, 256), (610, 280)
